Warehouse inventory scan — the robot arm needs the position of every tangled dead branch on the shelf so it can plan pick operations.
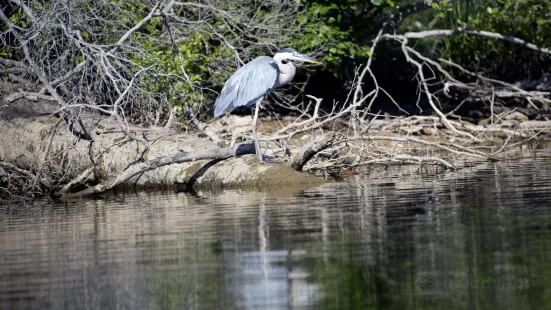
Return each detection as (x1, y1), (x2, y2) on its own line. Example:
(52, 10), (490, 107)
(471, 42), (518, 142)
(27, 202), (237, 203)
(207, 26), (551, 174)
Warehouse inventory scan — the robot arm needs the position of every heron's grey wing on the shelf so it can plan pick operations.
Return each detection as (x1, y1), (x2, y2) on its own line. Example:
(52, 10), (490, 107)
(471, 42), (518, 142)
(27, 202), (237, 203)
(214, 56), (278, 117)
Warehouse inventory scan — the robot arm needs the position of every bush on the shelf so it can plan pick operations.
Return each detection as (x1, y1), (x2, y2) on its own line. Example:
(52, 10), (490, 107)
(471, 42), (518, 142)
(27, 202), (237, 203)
(434, 0), (551, 81)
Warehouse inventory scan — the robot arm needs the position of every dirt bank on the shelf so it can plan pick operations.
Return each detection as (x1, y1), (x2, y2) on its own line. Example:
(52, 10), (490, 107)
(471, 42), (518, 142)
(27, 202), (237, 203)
(0, 94), (326, 198)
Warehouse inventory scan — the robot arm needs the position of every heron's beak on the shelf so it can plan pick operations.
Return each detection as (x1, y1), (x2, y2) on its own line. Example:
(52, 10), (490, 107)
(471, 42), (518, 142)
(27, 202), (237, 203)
(303, 58), (321, 65)
(297, 54), (322, 65)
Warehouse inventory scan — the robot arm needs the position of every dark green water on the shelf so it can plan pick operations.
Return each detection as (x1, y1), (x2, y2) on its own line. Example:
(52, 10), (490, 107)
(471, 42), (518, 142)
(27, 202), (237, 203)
(2, 155), (551, 309)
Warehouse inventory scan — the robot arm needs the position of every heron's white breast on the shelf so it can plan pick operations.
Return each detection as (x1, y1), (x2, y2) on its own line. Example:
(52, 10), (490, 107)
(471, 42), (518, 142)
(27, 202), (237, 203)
(274, 61), (296, 88)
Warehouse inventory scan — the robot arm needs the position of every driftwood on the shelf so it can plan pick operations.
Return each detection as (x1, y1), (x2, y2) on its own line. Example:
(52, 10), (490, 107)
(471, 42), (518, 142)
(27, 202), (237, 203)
(290, 134), (337, 171)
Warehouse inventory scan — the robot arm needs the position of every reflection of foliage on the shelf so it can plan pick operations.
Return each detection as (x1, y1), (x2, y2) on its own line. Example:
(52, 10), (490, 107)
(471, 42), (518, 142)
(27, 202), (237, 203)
(316, 260), (393, 309)
(148, 273), (195, 310)
(299, 234), (397, 309)
(145, 239), (236, 310)
(296, 217), (551, 310)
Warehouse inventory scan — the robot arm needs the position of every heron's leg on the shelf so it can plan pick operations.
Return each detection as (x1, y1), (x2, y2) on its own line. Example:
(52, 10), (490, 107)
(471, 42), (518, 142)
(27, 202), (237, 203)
(252, 98), (264, 162)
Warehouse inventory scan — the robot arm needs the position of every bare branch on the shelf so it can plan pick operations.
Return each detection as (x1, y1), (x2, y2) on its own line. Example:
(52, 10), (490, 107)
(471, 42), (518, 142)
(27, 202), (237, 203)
(383, 28), (551, 56)
(0, 161), (53, 188)
(184, 107), (222, 144)
(4, 91), (55, 104)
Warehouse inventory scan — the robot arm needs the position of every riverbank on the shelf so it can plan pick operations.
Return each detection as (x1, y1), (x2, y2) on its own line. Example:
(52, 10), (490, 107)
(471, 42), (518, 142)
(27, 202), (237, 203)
(2, 81), (550, 202)
(0, 91), (329, 199)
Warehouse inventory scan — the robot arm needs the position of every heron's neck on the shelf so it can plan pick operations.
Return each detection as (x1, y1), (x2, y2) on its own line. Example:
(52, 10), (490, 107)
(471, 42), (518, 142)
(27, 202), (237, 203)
(273, 56), (296, 88)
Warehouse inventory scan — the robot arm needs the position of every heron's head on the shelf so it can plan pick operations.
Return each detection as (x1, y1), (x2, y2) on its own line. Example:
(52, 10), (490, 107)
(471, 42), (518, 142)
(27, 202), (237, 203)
(274, 48), (321, 64)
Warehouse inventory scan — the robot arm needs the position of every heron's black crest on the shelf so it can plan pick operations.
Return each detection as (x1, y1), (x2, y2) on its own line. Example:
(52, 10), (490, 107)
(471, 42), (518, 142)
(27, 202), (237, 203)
(277, 48), (296, 54)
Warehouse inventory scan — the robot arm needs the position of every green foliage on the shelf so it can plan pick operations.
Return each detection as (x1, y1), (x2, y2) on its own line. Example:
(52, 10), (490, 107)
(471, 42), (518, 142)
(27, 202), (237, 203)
(291, 0), (397, 77)
(0, 48), (16, 59)
(292, 0), (551, 82)
(435, 0), (551, 79)
(4, 0), (551, 121)
(0, 7), (29, 59)
(293, 2), (369, 76)
(130, 31), (226, 115)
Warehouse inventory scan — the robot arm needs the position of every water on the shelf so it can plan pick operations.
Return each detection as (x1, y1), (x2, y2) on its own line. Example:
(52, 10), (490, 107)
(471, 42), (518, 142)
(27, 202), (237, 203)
(2, 154), (551, 309)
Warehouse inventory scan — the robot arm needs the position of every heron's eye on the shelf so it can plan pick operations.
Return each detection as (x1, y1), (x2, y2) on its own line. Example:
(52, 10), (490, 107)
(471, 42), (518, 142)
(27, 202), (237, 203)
(281, 60), (289, 64)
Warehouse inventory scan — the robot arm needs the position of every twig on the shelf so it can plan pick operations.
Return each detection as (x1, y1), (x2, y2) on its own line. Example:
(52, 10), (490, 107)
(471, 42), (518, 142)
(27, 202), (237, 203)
(0, 9), (68, 107)
(0, 161), (53, 188)
(394, 154), (455, 170)
(383, 27), (551, 56)
(184, 107), (222, 144)
(397, 37), (479, 141)
(0, 57), (24, 68)
(38, 4), (161, 94)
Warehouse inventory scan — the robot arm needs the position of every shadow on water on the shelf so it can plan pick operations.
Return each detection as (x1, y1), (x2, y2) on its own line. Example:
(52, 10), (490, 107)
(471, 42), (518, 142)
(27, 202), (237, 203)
(1, 152), (551, 309)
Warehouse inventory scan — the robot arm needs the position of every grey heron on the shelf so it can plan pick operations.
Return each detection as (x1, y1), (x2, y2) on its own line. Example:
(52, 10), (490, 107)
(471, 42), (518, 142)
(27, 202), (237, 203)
(213, 48), (320, 162)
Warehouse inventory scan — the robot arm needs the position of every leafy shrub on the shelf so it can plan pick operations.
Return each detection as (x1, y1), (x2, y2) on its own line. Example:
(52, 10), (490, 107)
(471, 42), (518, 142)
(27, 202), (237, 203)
(434, 0), (551, 81)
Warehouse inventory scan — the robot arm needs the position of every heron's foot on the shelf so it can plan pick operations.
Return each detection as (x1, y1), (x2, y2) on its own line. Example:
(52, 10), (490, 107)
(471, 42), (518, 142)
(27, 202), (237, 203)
(256, 153), (265, 163)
